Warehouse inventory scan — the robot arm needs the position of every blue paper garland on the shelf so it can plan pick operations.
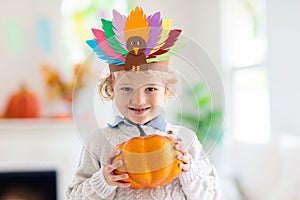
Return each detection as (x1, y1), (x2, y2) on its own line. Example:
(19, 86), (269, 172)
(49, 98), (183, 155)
(37, 16), (53, 54)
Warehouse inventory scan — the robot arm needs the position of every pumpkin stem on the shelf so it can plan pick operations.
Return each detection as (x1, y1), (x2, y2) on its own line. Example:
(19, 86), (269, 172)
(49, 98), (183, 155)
(19, 81), (28, 91)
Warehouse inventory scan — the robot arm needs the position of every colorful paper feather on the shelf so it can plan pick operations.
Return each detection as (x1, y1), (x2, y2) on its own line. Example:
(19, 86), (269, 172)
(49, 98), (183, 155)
(112, 10), (127, 50)
(92, 28), (126, 62)
(87, 6), (184, 67)
(124, 7), (150, 43)
(144, 12), (162, 56)
(101, 19), (127, 56)
(86, 39), (125, 65)
(147, 37), (188, 63)
(148, 19), (172, 55)
(148, 29), (182, 58)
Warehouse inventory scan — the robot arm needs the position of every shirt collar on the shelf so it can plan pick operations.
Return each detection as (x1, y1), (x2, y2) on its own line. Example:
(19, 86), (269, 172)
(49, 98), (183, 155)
(108, 115), (167, 131)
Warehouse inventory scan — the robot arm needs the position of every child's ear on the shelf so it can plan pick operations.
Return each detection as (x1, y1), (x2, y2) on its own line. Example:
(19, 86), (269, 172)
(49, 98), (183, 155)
(164, 87), (173, 98)
(110, 87), (114, 99)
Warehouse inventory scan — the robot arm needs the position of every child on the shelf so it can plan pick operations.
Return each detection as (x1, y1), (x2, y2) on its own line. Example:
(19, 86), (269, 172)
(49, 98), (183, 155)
(66, 7), (221, 200)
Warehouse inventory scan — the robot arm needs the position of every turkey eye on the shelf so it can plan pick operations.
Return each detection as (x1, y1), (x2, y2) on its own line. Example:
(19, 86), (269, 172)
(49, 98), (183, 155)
(137, 40), (141, 46)
(130, 41), (135, 46)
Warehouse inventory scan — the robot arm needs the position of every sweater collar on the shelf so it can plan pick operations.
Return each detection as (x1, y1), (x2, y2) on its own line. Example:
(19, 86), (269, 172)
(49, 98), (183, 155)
(108, 115), (167, 131)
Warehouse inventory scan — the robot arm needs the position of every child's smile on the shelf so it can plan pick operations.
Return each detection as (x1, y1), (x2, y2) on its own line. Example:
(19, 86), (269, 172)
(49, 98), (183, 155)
(113, 72), (167, 124)
(128, 106), (151, 115)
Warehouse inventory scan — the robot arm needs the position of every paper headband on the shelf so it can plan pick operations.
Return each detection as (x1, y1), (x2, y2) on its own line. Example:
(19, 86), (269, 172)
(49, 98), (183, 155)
(86, 6), (185, 72)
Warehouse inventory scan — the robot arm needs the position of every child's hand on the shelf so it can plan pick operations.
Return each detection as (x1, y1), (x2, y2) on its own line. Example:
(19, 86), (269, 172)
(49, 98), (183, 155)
(175, 138), (191, 172)
(103, 148), (131, 188)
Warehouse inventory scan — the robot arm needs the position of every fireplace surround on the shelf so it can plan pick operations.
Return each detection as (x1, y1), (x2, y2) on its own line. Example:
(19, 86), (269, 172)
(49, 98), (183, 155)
(0, 170), (57, 200)
(0, 119), (82, 200)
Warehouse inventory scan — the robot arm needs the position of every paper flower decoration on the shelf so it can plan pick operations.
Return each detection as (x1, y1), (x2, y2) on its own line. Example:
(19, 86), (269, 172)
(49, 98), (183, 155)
(41, 63), (89, 102)
(86, 6), (185, 71)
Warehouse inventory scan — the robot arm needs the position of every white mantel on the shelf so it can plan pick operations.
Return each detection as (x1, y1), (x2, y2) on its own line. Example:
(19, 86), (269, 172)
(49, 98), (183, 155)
(0, 119), (82, 200)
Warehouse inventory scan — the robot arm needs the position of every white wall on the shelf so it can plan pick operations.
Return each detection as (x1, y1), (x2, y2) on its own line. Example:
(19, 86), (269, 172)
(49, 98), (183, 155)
(266, 0), (300, 134)
(0, 0), (64, 114)
(137, 0), (221, 67)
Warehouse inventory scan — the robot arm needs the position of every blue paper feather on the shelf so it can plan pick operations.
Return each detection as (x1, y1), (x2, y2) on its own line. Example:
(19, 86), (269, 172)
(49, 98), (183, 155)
(86, 40), (125, 65)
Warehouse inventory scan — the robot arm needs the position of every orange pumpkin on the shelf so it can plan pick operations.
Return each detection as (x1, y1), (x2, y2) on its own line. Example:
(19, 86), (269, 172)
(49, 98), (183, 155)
(4, 86), (40, 118)
(112, 134), (183, 189)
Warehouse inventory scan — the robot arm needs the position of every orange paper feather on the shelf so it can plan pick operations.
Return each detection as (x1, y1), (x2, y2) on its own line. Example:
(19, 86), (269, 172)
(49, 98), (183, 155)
(124, 7), (150, 43)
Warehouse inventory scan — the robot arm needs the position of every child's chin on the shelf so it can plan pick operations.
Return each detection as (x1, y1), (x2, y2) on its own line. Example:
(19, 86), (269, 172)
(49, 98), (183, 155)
(129, 116), (151, 125)
(130, 118), (148, 125)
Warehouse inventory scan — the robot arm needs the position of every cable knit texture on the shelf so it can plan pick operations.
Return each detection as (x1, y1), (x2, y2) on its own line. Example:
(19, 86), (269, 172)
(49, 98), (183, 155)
(66, 123), (221, 200)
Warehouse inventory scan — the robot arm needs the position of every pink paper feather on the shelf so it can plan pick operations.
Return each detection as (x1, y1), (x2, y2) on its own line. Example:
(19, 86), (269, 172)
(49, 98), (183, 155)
(92, 29), (125, 62)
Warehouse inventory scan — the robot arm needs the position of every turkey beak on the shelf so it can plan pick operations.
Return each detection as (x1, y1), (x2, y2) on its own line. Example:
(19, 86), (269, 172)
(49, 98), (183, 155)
(133, 47), (139, 55)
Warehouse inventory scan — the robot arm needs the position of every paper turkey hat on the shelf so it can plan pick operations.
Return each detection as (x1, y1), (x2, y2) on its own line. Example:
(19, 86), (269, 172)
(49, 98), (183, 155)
(86, 6), (185, 72)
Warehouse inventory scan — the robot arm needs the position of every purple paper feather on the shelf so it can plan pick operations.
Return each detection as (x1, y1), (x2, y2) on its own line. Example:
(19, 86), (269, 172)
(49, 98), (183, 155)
(112, 10), (127, 50)
(144, 12), (162, 56)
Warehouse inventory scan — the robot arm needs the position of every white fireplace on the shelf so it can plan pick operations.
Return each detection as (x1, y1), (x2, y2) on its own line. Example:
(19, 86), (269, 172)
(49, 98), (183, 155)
(0, 119), (82, 200)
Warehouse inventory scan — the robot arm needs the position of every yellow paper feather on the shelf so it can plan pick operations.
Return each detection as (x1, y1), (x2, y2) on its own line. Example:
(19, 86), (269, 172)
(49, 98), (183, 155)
(124, 6), (150, 43)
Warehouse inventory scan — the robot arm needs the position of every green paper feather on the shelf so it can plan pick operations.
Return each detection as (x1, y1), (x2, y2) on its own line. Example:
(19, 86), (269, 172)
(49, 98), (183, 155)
(101, 19), (128, 56)
(147, 37), (188, 63)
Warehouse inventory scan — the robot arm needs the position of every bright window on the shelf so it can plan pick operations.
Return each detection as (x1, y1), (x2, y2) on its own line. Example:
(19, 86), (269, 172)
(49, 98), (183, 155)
(224, 0), (270, 142)
(232, 67), (271, 142)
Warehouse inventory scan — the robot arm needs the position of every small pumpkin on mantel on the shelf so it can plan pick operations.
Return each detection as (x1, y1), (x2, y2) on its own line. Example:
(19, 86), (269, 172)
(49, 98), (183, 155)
(112, 134), (183, 189)
(4, 85), (40, 118)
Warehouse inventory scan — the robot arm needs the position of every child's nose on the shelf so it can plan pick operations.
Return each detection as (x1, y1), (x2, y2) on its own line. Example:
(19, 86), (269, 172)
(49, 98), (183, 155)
(130, 90), (146, 105)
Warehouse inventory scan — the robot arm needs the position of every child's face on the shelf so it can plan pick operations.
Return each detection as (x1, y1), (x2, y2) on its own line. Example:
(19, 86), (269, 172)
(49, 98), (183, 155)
(113, 71), (167, 124)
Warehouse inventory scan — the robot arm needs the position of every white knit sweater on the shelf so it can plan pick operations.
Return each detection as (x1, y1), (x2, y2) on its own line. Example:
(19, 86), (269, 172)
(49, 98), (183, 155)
(66, 123), (221, 200)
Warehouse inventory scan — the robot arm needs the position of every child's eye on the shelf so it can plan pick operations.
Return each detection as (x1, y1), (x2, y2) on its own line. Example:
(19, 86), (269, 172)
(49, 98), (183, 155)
(121, 87), (133, 92)
(145, 87), (157, 92)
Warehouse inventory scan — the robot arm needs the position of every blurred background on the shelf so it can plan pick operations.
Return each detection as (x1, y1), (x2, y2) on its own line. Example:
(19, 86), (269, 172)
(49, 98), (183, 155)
(0, 0), (299, 199)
